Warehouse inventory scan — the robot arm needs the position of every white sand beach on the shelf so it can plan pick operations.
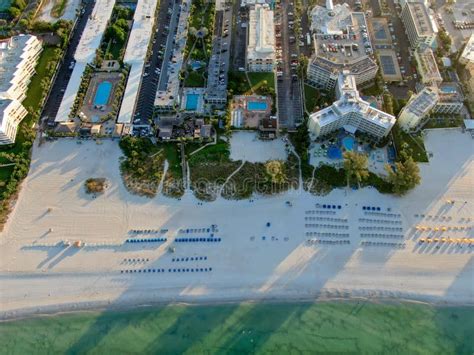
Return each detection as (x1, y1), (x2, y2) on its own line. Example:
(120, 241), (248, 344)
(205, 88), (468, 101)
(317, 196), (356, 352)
(0, 129), (473, 319)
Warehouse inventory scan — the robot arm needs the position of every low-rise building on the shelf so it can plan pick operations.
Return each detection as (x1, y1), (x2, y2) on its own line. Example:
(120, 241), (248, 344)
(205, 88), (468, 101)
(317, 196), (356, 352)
(401, 1), (437, 49)
(246, 4), (275, 72)
(307, 1), (377, 90)
(397, 86), (438, 131)
(308, 73), (396, 140)
(432, 83), (464, 115)
(414, 44), (442, 86)
(0, 98), (28, 145)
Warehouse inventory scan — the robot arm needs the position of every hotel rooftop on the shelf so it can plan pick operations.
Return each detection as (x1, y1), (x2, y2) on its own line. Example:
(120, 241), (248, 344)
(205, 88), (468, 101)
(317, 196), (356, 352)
(404, 2), (435, 38)
(118, 0), (159, 125)
(247, 5), (275, 63)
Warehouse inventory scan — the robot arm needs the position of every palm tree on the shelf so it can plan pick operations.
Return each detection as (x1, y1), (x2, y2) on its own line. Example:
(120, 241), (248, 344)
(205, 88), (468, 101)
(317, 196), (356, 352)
(343, 151), (369, 188)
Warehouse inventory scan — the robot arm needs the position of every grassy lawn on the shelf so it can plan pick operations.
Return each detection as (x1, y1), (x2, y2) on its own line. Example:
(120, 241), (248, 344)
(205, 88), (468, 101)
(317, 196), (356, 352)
(184, 70), (205, 87)
(105, 39), (122, 60)
(392, 124), (429, 163)
(304, 84), (319, 113)
(247, 72), (275, 92)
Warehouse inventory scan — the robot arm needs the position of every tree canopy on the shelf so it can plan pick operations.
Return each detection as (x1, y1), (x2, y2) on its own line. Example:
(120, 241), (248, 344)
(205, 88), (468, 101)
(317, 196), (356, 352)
(385, 152), (421, 195)
(343, 151), (369, 187)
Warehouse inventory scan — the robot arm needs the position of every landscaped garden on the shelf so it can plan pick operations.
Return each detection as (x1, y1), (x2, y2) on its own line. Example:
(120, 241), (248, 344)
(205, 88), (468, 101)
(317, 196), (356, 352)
(119, 137), (183, 198)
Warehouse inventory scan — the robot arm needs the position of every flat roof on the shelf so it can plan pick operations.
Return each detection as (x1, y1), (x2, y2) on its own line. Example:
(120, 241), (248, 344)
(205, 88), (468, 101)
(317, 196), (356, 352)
(310, 73), (395, 129)
(55, 0), (115, 122)
(247, 4), (275, 61)
(310, 6), (375, 70)
(405, 2), (435, 38)
(404, 87), (438, 116)
(118, 0), (159, 124)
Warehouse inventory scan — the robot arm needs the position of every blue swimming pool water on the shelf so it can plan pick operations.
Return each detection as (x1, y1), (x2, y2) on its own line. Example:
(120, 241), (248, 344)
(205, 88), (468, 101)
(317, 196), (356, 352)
(186, 94), (199, 111)
(247, 101), (268, 111)
(342, 136), (355, 151)
(327, 145), (342, 159)
(439, 85), (456, 94)
(94, 81), (112, 106)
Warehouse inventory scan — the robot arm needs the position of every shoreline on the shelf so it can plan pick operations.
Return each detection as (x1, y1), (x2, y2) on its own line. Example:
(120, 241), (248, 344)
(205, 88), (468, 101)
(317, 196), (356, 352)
(2, 289), (473, 322)
(1, 130), (473, 324)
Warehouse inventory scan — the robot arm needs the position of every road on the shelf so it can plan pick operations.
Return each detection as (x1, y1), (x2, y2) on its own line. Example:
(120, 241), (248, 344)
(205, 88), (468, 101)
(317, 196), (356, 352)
(42, 0), (95, 125)
(276, 0), (303, 129)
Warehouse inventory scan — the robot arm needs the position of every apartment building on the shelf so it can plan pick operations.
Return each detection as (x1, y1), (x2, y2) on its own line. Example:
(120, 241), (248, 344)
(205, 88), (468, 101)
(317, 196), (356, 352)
(0, 35), (42, 145)
(401, 2), (437, 49)
(0, 99), (28, 145)
(397, 86), (438, 131)
(308, 73), (396, 140)
(0, 35), (42, 102)
(414, 44), (442, 86)
(246, 4), (275, 72)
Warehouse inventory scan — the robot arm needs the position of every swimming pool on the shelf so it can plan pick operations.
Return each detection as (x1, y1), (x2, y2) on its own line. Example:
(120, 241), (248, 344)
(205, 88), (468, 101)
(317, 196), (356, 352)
(94, 81), (112, 106)
(327, 145), (342, 159)
(185, 94), (199, 111)
(342, 136), (355, 151)
(247, 101), (268, 111)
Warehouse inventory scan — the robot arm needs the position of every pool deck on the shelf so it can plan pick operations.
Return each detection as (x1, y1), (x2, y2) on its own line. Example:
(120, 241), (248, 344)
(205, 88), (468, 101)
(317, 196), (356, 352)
(80, 72), (122, 123)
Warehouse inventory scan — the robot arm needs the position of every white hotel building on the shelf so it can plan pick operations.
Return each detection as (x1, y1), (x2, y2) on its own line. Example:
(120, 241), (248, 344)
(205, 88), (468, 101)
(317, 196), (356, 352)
(308, 73), (396, 141)
(0, 35), (42, 145)
(246, 4), (275, 72)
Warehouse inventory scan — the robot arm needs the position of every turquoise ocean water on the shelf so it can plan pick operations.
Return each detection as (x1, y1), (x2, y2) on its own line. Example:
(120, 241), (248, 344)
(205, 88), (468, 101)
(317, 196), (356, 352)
(0, 301), (473, 354)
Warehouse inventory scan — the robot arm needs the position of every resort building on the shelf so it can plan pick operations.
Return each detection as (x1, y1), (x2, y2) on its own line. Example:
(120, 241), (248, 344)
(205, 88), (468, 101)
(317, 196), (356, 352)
(401, 1), (437, 49)
(246, 4), (275, 72)
(414, 44), (442, 86)
(459, 33), (474, 65)
(0, 35), (42, 103)
(154, 0), (190, 112)
(432, 83), (464, 115)
(306, 1), (378, 90)
(55, 0), (115, 122)
(118, 0), (159, 130)
(397, 86), (438, 131)
(0, 34), (42, 145)
(308, 73), (396, 140)
(0, 98), (28, 145)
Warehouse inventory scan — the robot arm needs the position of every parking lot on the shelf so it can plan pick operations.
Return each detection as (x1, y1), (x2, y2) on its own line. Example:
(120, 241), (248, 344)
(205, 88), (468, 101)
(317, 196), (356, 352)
(437, 0), (474, 52)
(231, 4), (247, 71)
(205, 3), (233, 108)
(275, 0), (303, 129)
(132, 0), (178, 133)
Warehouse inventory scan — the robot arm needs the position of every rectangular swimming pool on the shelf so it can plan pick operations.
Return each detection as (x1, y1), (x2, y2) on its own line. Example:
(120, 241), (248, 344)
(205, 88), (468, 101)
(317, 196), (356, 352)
(94, 81), (112, 106)
(186, 94), (199, 111)
(247, 101), (268, 111)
